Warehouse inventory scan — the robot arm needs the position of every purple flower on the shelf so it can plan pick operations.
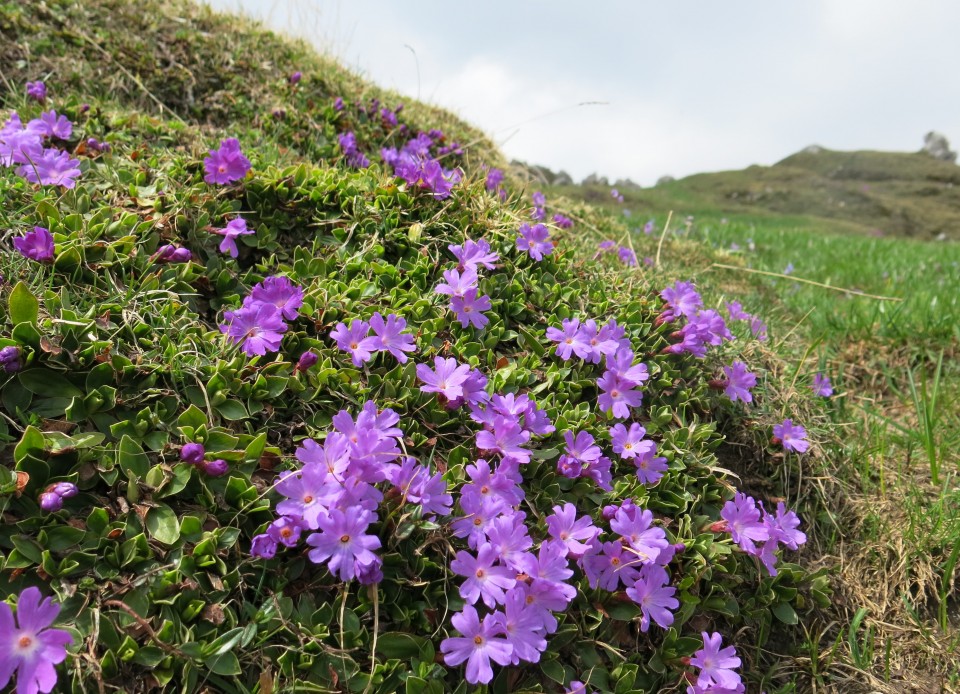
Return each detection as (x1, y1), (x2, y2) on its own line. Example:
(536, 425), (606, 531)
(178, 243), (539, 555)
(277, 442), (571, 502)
(485, 168), (504, 192)
(17, 149), (81, 188)
(546, 318), (591, 361)
(476, 416), (532, 465)
(484, 514), (532, 570)
(626, 566), (678, 631)
(618, 246), (637, 266)
(610, 506), (669, 564)
(449, 238), (498, 272)
(545, 503), (599, 557)
(552, 214), (573, 229)
(566, 682), (598, 694)
(248, 276), (304, 321)
(722, 361), (756, 403)
(250, 534), (278, 559)
(0, 586), (73, 694)
(720, 492), (769, 554)
(333, 97), (344, 111)
(773, 418), (809, 453)
(337, 131), (370, 168)
(750, 316), (768, 341)
(605, 349), (648, 385)
(220, 302), (287, 356)
(213, 218), (255, 258)
(28, 111), (72, 140)
(765, 501), (807, 551)
(558, 430), (602, 480)
(497, 588), (547, 664)
(451, 544), (517, 608)
(582, 540), (641, 591)
(690, 632), (742, 691)
(660, 280), (702, 321)
(450, 289), (491, 330)
(434, 267), (478, 298)
(516, 223), (553, 261)
(416, 356), (472, 401)
(812, 373), (833, 397)
(634, 445), (668, 485)
(0, 126), (43, 168)
(305, 508), (381, 582)
(610, 188), (624, 202)
(180, 442), (205, 465)
(289, 71), (302, 85)
(330, 320), (378, 366)
(725, 301), (750, 321)
(597, 371), (643, 419)
(26, 81), (46, 102)
(0, 346), (22, 373)
(202, 458), (229, 477)
(267, 516), (306, 547)
(609, 423), (648, 459)
(440, 605), (513, 685)
(203, 138), (251, 185)
(13, 227), (54, 263)
(369, 312), (416, 362)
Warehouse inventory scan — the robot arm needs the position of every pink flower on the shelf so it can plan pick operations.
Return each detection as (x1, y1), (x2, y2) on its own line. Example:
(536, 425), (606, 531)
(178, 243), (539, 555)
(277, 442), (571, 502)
(203, 138), (252, 184)
(0, 586), (73, 694)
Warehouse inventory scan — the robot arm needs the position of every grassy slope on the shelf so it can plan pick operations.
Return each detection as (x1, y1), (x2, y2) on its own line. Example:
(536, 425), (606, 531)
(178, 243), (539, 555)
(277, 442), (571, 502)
(2, 0), (956, 690)
(0, 2), (840, 693)
(551, 177), (960, 689)
(555, 147), (960, 241)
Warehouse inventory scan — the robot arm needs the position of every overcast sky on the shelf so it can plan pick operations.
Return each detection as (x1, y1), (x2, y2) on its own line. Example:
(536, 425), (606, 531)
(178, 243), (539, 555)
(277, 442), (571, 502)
(206, 0), (960, 185)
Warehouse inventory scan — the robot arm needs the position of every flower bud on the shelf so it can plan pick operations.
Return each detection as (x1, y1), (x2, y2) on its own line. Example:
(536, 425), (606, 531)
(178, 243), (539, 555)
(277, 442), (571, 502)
(39, 492), (63, 512)
(250, 533), (278, 559)
(50, 482), (78, 498)
(180, 442), (205, 465)
(169, 248), (192, 263)
(296, 351), (318, 372)
(0, 346), (21, 373)
(203, 458), (229, 477)
(288, 71), (302, 85)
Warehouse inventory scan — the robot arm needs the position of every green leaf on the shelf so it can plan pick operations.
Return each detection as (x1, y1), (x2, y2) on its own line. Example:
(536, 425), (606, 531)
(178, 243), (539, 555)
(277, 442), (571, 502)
(9, 282), (39, 326)
(14, 426), (45, 464)
(214, 399), (247, 421)
(772, 602), (799, 625)
(146, 504), (180, 545)
(204, 651), (241, 676)
(18, 369), (84, 398)
(376, 632), (435, 662)
(117, 435), (150, 479)
(177, 404), (207, 431)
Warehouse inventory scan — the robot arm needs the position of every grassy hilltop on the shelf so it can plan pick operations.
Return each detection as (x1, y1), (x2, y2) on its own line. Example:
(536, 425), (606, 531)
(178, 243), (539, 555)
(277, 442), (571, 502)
(0, 1), (957, 693)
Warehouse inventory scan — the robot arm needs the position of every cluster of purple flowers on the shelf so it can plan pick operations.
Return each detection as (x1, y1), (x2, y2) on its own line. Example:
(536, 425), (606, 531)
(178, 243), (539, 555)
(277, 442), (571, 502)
(659, 281), (734, 358)
(38, 482), (78, 513)
(13, 227), (55, 263)
(153, 244), (192, 264)
(717, 492), (806, 576)
(610, 188), (625, 203)
(546, 317), (647, 419)
(0, 586), (73, 694)
(531, 191), (547, 221)
(724, 300), (768, 342)
(434, 238), (498, 330)
(610, 422), (668, 485)
(220, 275), (304, 357)
(381, 131), (462, 199)
(330, 313), (416, 366)
(337, 131), (370, 168)
(203, 138), (251, 185)
(417, 356), (490, 411)
(179, 442), (229, 477)
(1, 104), (82, 188)
(251, 401), (451, 583)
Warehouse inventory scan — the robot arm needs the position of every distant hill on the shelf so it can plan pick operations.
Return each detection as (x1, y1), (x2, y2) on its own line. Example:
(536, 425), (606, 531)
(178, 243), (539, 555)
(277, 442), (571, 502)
(545, 148), (960, 240)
